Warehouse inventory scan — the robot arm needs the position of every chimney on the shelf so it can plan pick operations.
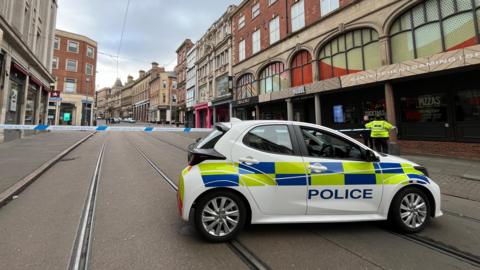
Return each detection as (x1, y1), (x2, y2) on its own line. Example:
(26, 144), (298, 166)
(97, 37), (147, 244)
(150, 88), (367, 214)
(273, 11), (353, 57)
(151, 62), (159, 69)
(127, 75), (133, 83)
(139, 70), (146, 77)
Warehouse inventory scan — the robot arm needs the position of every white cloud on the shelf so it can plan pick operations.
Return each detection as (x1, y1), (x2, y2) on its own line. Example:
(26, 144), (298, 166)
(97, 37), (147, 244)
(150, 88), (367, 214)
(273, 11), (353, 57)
(56, 0), (239, 90)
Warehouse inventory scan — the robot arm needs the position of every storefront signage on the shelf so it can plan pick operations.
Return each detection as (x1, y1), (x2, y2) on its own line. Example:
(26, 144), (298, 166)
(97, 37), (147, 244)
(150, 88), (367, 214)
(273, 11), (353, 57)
(234, 96), (259, 107)
(341, 46), (480, 88)
(291, 86), (306, 95)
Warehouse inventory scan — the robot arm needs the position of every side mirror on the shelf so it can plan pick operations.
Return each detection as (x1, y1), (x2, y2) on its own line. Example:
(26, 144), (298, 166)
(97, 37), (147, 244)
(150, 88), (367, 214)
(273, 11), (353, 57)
(365, 150), (380, 162)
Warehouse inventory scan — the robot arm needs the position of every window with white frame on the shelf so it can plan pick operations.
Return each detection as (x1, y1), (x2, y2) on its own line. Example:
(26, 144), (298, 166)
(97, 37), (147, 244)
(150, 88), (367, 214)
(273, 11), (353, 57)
(64, 78), (77, 93)
(269, 16), (280, 44)
(86, 63), (93, 75)
(54, 37), (60, 50)
(87, 46), (95, 58)
(252, 29), (261, 54)
(269, 0), (277, 5)
(238, 14), (245, 29)
(252, 2), (260, 18)
(67, 40), (79, 53)
(66, 59), (78, 72)
(291, 0), (305, 32)
(52, 57), (59, 69)
(320, 0), (340, 16)
(239, 39), (246, 61)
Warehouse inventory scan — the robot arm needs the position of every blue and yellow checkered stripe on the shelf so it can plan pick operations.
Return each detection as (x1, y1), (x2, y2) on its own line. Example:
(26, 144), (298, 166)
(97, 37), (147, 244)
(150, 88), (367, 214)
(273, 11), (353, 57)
(198, 162), (428, 188)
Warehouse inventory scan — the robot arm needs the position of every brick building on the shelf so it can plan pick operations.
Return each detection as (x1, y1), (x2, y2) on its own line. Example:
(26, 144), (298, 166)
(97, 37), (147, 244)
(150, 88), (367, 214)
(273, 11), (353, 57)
(174, 39), (194, 125)
(230, 0), (480, 158)
(0, 0), (58, 142)
(51, 29), (97, 126)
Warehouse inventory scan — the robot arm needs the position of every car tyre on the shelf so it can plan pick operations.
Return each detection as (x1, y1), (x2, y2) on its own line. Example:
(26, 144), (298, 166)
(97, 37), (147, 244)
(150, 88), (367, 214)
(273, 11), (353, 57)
(194, 190), (246, 242)
(389, 186), (431, 233)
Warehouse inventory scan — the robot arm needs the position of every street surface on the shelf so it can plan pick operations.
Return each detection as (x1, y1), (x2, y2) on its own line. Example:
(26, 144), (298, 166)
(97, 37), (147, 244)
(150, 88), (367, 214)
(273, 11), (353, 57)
(0, 128), (480, 269)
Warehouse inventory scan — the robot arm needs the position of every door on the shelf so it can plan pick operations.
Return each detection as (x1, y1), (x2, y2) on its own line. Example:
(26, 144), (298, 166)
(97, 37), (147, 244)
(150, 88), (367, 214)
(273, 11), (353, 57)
(230, 124), (308, 215)
(295, 126), (383, 215)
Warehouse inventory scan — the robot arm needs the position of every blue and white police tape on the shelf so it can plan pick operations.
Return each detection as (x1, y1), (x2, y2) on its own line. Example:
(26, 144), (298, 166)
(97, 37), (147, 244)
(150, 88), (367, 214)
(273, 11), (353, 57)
(0, 124), (213, 133)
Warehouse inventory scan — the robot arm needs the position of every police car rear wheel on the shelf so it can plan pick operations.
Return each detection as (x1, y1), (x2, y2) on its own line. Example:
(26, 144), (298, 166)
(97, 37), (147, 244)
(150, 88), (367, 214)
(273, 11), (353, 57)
(389, 187), (431, 233)
(194, 191), (246, 242)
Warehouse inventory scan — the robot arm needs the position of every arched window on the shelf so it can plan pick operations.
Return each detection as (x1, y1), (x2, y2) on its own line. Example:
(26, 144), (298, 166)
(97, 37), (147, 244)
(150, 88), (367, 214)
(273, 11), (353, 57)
(318, 28), (380, 80)
(236, 73), (256, 99)
(259, 62), (288, 94)
(291, 50), (313, 87)
(390, 0), (480, 63)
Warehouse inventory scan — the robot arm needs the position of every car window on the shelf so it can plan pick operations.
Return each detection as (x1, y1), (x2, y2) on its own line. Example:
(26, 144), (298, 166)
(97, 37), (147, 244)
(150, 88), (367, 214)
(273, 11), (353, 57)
(243, 125), (294, 155)
(300, 127), (363, 160)
(197, 129), (225, 149)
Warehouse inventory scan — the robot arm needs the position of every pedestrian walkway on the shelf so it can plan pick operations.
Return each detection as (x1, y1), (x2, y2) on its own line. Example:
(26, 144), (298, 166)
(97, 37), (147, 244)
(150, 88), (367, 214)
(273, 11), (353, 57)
(0, 132), (92, 194)
(402, 154), (480, 201)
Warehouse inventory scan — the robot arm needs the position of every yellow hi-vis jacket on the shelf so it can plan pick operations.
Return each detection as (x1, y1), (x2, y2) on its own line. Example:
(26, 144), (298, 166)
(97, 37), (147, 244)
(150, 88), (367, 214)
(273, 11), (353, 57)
(365, 120), (394, 138)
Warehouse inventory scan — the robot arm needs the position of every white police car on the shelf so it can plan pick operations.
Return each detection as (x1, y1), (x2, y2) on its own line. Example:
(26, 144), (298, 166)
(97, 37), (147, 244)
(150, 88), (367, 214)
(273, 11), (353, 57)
(178, 120), (442, 242)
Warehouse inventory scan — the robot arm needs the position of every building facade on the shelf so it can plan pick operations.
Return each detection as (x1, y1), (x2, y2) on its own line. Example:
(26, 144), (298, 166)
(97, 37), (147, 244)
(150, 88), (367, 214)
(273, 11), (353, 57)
(231, 0), (480, 158)
(194, 5), (237, 128)
(185, 45), (197, 128)
(132, 70), (149, 122)
(121, 75), (134, 118)
(174, 39), (194, 125)
(149, 69), (177, 124)
(52, 29), (97, 126)
(0, 0), (58, 142)
(95, 87), (109, 119)
(107, 78), (123, 119)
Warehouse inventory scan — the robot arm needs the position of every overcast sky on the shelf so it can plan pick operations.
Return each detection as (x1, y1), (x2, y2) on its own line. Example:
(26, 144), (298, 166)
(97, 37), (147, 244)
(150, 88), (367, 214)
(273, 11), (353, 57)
(56, 0), (239, 90)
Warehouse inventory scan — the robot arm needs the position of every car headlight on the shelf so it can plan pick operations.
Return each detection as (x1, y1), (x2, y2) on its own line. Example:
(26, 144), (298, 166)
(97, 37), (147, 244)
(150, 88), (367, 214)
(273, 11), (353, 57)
(414, 166), (429, 177)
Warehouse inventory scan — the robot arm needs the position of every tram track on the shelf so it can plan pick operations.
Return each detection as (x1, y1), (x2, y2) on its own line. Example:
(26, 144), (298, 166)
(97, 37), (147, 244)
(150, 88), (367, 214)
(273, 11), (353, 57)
(144, 132), (480, 269)
(128, 134), (270, 270)
(69, 142), (107, 270)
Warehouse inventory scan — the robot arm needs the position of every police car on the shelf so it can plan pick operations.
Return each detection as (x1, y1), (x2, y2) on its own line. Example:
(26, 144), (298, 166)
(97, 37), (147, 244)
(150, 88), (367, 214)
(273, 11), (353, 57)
(178, 120), (442, 242)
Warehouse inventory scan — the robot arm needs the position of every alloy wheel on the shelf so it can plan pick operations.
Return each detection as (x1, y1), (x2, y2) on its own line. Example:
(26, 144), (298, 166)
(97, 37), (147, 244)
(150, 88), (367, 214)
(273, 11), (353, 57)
(201, 196), (240, 237)
(400, 193), (428, 229)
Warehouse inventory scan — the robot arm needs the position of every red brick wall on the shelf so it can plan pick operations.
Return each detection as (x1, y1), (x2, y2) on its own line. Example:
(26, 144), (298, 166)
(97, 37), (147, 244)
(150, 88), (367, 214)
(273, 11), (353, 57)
(232, 0), (353, 65)
(399, 140), (480, 160)
(53, 35), (97, 97)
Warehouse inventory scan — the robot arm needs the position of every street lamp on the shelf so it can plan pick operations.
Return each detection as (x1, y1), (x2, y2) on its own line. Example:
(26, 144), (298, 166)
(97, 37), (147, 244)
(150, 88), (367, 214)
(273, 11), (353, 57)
(85, 76), (91, 126)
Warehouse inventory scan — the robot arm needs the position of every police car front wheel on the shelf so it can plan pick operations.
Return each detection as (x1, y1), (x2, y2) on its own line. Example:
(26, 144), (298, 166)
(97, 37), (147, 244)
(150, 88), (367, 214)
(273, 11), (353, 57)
(389, 187), (431, 233)
(194, 190), (246, 242)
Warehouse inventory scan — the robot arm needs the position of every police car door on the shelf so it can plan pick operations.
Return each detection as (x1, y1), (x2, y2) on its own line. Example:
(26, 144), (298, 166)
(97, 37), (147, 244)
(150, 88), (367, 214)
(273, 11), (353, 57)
(295, 126), (382, 215)
(230, 124), (308, 215)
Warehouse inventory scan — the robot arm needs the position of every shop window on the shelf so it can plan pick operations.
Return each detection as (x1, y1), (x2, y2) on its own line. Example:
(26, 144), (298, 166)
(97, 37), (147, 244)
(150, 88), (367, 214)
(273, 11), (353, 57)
(456, 89), (480, 121)
(236, 73), (256, 99)
(332, 104), (356, 124)
(399, 93), (448, 123)
(318, 28), (380, 80)
(259, 62), (288, 94)
(390, 0), (480, 63)
(291, 50), (312, 87)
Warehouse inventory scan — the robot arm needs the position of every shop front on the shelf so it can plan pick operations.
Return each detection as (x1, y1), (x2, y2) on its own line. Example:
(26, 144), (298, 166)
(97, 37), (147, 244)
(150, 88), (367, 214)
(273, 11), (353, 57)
(394, 69), (480, 143)
(259, 100), (287, 120)
(321, 85), (386, 130)
(233, 96), (258, 120)
(194, 102), (212, 128)
(212, 97), (231, 124)
(185, 108), (195, 128)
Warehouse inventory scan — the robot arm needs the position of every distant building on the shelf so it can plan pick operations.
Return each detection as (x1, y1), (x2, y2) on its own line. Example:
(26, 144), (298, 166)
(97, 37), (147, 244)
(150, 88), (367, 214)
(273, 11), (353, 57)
(121, 75), (134, 118)
(149, 68), (177, 124)
(95, 87), (110, 119)
(107, 78), (123, 119)
(185, 45), (197, 128)
(132, 63), (165, 122)
(0, 0), (58, 142)
(52, 29), (97, 126)
(174, 39), (194, 125)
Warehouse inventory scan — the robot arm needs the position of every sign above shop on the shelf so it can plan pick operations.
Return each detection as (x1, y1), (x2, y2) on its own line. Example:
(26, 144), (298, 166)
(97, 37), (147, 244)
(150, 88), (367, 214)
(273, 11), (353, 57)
(291, 86), (306, 95)
(233, 96), (259, 107)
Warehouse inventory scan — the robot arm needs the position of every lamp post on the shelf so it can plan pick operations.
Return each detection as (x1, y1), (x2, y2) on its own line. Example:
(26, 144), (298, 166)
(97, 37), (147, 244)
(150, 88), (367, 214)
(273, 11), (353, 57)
(84, 76), (91, 126)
